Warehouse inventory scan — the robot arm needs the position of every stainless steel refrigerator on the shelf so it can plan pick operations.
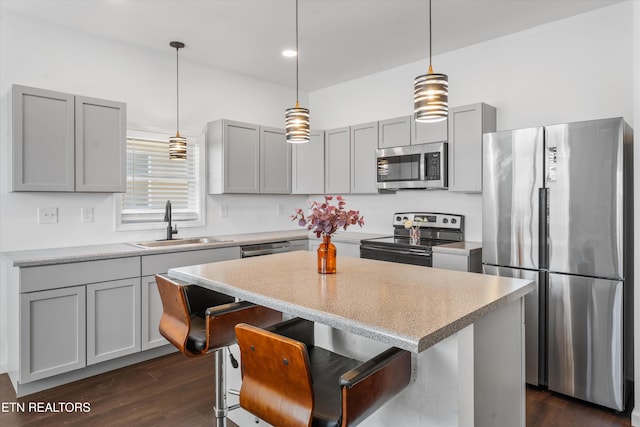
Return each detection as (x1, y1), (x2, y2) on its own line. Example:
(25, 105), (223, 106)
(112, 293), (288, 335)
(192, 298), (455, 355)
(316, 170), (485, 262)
(482, 117), (633, 411)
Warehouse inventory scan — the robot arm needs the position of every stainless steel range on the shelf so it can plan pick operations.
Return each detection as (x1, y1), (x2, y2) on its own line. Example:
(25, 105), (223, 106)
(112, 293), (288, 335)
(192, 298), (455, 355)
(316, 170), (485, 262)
(360, 212), (464, 267)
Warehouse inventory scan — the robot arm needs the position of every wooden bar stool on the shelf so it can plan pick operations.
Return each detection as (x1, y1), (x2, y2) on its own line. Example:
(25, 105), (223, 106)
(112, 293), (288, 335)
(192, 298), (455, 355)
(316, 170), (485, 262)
(155, 274), (281, 427)
(235, 318), (412, 427)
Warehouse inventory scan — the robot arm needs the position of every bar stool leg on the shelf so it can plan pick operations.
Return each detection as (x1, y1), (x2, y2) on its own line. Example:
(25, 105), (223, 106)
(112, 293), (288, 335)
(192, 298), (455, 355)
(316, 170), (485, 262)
(213, 348), (227, 427)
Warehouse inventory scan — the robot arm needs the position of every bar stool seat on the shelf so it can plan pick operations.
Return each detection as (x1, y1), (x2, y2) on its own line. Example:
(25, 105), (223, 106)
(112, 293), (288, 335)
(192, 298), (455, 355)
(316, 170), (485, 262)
(155, 274), (282, 426)
(235, 318), (412, 427)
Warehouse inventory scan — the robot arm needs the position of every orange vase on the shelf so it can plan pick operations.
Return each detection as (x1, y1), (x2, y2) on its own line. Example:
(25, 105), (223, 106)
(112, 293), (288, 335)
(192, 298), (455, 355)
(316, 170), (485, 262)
(317, 235), (337, 274)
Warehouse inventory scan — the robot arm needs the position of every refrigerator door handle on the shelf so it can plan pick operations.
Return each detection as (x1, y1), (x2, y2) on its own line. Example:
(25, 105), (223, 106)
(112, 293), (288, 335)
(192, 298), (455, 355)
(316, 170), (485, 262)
(539, 187), (549, 270)
(547, 146), (557, 183)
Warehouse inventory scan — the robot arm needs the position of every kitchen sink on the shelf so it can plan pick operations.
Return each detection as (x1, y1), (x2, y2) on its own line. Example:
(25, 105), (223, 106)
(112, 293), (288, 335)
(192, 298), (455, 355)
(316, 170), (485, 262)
(130, 237), (231, 249)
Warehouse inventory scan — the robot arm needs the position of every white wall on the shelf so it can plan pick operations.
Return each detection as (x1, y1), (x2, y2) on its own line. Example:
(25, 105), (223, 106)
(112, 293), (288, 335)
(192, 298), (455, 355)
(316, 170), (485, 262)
(0, 10), (309, 253)
(309, 1), (634, 244)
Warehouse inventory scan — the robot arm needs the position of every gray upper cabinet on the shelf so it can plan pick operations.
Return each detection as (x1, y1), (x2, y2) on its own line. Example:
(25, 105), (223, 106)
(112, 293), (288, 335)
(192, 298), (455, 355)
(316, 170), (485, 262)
(292, 130), (325, 194)
(11, 86), (75, 191)
(75, 96), (126, 192)
(350, 122), (378, 194)
(448, 102), (496, 193)
(411, 116), (448, 145)
(378, 116), (411, 148)
(260, 126), (291, 194)
(208, 119), (260, 194)
(324, 127), (351, 194)
(208, 119), (291, 194)
(10, 85), (126, 192)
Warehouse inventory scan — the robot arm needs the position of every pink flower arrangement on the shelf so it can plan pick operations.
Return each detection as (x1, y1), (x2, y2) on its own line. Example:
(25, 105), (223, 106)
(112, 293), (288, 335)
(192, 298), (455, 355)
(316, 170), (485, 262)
(291, 195), (365, 238)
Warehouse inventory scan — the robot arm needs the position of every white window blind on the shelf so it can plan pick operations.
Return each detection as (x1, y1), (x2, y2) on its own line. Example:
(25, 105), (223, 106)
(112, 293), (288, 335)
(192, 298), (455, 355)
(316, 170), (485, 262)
(121, 136), (200, 224)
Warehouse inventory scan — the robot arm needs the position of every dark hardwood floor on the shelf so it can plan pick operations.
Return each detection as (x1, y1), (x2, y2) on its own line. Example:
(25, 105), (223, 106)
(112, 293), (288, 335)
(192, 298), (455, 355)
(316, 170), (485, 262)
(0, 351), (632, 426)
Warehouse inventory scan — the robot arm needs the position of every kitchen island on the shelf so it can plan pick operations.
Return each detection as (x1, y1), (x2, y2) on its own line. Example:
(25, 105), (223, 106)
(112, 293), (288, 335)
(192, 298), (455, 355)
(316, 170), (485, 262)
(169, 251), (535, 426)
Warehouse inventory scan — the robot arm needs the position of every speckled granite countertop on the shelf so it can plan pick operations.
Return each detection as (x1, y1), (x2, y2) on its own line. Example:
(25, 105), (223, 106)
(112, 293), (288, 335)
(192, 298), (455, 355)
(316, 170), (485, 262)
(168, 251), (534, 353)
(2, 230), (387, 268)
(431, 241), (482, 255)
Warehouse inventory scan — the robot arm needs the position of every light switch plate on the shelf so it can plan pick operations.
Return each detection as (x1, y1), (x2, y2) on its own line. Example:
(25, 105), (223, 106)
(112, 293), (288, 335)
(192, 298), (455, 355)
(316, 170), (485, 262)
(219, 205), (228, 218)
(38, 207), (58, 224)
(276, 204), (285, 216)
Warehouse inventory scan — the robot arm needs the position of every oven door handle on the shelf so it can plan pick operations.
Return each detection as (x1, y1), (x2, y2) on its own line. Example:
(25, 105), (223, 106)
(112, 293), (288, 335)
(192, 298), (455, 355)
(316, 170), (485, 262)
(360, 245), (431, 257)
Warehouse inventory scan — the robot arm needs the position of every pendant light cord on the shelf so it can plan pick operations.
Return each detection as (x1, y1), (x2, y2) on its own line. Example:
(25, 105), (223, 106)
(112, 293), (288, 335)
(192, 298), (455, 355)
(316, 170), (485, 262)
(295, 0), (300, 105)
(429, 0), (432, 69)
(175, 46), (180, 134)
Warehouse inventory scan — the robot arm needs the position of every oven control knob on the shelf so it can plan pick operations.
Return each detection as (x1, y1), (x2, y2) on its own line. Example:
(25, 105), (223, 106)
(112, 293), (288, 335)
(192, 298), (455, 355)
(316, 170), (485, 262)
(451, 218), (457, 224)
(396, 216), (402, 222)
(442, 218), (449, 224)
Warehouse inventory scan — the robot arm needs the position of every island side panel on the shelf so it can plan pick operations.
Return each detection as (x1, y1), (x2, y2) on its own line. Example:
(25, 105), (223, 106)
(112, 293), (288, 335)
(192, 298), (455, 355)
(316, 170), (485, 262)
(474, 298), (525, 427)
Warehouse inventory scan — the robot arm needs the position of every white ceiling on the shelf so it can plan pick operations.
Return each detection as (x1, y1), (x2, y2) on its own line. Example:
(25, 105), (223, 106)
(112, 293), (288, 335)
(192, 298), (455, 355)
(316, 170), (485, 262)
(1, 0), (624, 91)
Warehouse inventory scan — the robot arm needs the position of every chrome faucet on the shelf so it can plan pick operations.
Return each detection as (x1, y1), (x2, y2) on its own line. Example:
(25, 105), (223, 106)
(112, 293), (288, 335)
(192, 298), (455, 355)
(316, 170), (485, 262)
(164, 200), (178, 240)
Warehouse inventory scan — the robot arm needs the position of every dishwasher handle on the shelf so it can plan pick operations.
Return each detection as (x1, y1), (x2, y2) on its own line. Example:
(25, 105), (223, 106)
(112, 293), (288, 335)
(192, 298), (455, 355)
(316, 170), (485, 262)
(241, 241), (293, 258)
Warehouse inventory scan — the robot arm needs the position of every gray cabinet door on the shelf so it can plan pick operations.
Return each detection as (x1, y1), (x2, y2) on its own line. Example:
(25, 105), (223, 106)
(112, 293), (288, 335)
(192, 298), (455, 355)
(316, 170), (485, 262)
(141, 275), (168, 350)
(292, 130), (324, 194)
(12, 85), (75, 191)
(224, 120), (260, 193)
(20, 286), (86, 382)
(350, 122), (378, 194)
(75, 96), (126, 192)
(448, 103), (496, 193)
(325, 127), (351, 194)
(378, 116), (410, 148)
(86, 278), (141, 365)
(411, 116), (448, 145)
(260, 126), (291, 194)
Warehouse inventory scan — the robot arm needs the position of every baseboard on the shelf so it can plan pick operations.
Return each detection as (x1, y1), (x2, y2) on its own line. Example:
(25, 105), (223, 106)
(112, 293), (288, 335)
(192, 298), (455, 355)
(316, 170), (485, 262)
(632, 409), (640, 427)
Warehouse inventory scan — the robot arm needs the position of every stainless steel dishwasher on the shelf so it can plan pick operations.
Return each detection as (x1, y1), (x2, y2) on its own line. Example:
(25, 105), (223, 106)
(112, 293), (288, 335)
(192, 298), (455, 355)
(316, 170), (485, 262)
(240, 241), (295, 258)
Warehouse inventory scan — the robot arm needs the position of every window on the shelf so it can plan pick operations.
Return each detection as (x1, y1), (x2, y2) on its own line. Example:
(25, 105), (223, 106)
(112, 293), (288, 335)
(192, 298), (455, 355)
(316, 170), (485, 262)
(116, 134), (204, 230)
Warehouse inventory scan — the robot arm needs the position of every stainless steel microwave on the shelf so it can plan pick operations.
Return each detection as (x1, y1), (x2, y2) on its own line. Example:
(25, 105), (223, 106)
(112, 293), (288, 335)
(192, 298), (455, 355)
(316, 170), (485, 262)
(376, 142), (448, 190)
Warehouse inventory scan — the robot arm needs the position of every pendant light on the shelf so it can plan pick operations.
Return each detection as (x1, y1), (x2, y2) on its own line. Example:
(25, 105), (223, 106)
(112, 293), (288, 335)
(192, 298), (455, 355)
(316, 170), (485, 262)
(285, 0), (310, 143)
(413, 0), (448, 123)
(169, 41), (187, 160)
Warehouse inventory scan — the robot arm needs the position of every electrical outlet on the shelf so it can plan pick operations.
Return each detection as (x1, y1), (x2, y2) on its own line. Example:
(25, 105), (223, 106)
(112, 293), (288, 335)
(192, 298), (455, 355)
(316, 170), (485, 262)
(81, 207), (94, 223)
(37, 207), (58, 224)
(276, 204), (285, 216)
(220, 205), (228, 218)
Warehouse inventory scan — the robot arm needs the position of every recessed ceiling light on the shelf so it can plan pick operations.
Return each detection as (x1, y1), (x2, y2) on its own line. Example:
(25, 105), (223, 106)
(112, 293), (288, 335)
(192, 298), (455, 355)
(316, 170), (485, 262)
(282, 49), (297, 58)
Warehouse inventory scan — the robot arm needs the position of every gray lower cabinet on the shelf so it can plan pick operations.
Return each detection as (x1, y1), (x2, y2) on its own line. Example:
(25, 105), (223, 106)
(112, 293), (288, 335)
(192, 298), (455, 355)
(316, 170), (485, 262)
(140, 246), (241, 351)
(10, 84), (126, 192)
(309, 240), (361, 258)
(448, 103), (496, 193)
(432, 245), (483, 273)
(141, 275), (168, 350)
(19, 286), (86, 383)
(86, 278), (141, 365)
(208, 119), (291, 194)
(292, 130), (325, 194)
